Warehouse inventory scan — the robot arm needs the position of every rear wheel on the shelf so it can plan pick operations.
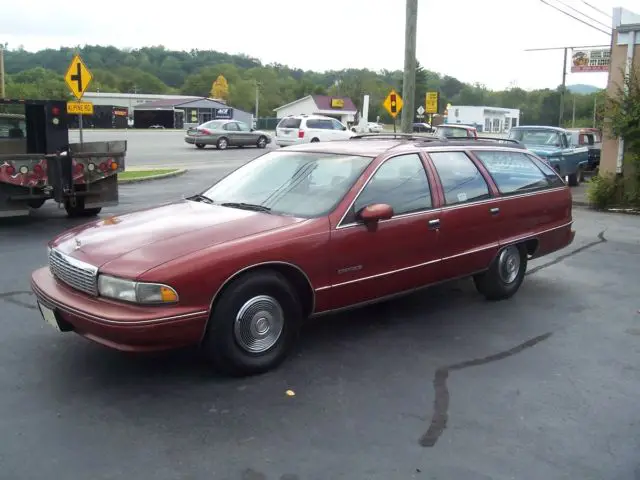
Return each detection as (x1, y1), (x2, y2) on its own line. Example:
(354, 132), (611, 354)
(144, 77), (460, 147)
(257, 136), (268, 148)
(202, 270), (302, 376)
(64, 197), (102, 218)
(567, 170), (581, 187)
(195, 143), (205, 149)
(310, 138), (320, 143)
(217, 137), (229, 150)
(473, 244), (527, 301)
(28, 199), (46, 209)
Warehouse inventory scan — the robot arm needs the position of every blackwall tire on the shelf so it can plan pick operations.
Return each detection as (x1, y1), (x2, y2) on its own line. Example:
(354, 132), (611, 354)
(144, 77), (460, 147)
(202, 270), (302, 376)
(473, 244), (527, 301)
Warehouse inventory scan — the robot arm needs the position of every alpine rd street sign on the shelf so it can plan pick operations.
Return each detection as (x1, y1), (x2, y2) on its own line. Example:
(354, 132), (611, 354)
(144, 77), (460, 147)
(67, 101), (94, 115)
(383, 89), (403, 118)
(64, 54), (93, 100)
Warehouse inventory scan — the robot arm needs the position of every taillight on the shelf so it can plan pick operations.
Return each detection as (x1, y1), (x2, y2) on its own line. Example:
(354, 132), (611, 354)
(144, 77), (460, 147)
(75, 163), (84, 175)
(200, 128), (212, 135)
(99, 162), (109, 172)
(5, 165), (16, 176)
(298, 130), (305, 138)
(33, 164), (45, 177)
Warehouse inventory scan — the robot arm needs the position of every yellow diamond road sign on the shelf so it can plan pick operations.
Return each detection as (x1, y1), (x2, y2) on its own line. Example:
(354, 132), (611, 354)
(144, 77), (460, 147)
(383, 89), (403, 118)
(67, 101), (94, 115)
(64, 54), (93, 100)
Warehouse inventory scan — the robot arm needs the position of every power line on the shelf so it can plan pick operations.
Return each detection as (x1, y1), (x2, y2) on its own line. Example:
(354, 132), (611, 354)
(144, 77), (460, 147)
(551, 0), (610, 30)
(581, 0), (611, 18)
(539, 0), (611, 36)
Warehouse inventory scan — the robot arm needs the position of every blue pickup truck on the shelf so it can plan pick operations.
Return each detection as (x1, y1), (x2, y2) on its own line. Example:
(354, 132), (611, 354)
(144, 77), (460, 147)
(508, 126), (589, 186)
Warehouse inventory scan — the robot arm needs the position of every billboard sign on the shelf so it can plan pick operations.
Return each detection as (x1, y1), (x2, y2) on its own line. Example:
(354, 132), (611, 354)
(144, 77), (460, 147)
(571, 49), (611, 73)
(214, 108), (233, 119)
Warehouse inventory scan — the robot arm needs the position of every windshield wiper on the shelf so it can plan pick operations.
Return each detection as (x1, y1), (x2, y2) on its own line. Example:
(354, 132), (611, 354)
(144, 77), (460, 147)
(186, 194), (215, 204)
(220, 202), (272, 213)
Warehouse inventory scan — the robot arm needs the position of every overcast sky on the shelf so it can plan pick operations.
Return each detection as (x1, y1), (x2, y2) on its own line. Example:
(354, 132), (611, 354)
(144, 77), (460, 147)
(1, 0), (636, 91)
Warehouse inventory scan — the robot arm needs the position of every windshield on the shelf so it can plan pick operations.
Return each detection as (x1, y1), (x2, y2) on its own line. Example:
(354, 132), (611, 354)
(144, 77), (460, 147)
(509, 129), (563, 147)
(201, 151), (373, 217)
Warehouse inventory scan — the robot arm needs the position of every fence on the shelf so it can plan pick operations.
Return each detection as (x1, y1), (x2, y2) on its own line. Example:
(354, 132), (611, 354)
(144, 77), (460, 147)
(255, 117), (281, 130)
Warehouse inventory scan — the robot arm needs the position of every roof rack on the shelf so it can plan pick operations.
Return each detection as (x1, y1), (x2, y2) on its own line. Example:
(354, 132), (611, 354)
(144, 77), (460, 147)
(414, 136), (526, 148)
(350, 133), (438, 141)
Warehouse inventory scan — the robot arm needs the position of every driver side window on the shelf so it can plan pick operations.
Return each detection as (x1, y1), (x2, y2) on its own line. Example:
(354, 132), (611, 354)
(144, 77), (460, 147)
(347, 154), (432, 223)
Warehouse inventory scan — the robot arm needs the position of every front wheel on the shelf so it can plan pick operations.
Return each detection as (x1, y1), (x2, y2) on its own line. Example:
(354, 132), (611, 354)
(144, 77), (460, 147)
(256, 136), (268, 148)
(473, 244), (527, 301)
(567, 171), (581, 187)
(202, 270), (302, 376)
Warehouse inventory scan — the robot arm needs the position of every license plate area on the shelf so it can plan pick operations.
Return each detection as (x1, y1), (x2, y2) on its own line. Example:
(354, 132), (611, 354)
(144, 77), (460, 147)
(38, 302), (61, 331)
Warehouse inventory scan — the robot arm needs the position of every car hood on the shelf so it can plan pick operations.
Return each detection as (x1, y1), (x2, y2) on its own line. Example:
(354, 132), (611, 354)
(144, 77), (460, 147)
(50, 200), (305, 278)
(523, 145), (563, 156)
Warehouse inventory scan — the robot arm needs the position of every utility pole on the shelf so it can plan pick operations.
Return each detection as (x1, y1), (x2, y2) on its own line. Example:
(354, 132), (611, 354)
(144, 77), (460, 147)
(255, 82), (260, 123)
(560, 47), (568, 127)
(400, 0), (418, 133)
(571, 94), (576, 127)
(524, 44), (609, 128)
(0, 43), (6, 99)
(593, 95), (597, 128)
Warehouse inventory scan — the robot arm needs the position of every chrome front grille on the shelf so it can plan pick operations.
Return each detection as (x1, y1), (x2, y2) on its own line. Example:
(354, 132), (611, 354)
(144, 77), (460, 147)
(49, 248), (99, 296)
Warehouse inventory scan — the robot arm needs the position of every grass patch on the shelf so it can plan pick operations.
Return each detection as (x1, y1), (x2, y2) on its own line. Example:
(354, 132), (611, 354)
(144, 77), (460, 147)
(118, 169), (178, 181)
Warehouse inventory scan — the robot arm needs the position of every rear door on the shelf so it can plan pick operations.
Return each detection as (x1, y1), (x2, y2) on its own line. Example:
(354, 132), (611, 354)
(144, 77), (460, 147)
(222, 121), (241, 145)
(426, 150), (502, 277)
(327, 153), (443, 309)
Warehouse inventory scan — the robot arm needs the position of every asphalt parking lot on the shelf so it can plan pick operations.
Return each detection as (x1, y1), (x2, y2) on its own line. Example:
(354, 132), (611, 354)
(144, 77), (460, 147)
(1, 131), (640, 480)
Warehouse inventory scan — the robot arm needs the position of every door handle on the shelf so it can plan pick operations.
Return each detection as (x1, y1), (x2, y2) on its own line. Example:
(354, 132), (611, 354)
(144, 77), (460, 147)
(428, 218), (441, 230)
(489, 207), (500, 215)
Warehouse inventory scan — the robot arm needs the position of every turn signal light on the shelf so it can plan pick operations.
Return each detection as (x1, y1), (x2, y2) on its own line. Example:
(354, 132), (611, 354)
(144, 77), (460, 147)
(110, 161), (118, 170)
(160, 286), (178, 303)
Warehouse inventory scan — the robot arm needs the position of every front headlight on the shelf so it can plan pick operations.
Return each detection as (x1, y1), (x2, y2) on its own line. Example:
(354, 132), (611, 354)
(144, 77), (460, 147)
(97, 274), (179, 304)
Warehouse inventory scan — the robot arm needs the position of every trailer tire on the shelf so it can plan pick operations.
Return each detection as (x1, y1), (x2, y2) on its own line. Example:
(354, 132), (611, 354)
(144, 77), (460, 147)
(64, 198), (102, 218)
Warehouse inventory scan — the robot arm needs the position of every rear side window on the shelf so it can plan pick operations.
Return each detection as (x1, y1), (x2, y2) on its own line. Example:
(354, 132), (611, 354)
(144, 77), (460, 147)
(473, 151), (551, 195)
(306, 119), (334, 129)
(429, 151), (491, 205)
(527, 155), (566, 188)
(278, 118), (301, 129)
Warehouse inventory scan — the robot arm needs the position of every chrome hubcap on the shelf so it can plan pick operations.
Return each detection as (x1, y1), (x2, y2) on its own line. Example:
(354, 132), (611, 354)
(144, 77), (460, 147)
(258, 138), (265, 147)
(234, 295), (284, 353)
(219, 139), (227, 149)
(498, 246), (521, 284)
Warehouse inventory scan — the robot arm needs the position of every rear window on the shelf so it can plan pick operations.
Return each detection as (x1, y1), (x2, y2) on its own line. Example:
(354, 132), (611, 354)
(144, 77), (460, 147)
(278, 118), (302, 129)
(473, 150), (553, 195)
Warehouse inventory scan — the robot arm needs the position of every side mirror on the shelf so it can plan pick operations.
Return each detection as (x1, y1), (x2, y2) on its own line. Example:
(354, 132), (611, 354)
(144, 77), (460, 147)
(358, 203), (394, 224)
(250, 128), (255, 132)
(342, 125), (347, 131)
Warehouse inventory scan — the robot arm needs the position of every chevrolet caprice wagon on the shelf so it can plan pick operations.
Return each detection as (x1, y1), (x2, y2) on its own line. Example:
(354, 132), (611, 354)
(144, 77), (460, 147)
(31, 134), (575, 376)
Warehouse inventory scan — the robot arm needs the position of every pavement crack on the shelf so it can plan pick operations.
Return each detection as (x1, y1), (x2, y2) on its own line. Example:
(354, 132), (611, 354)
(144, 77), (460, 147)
(419, 331), (553, 448)
(526, 230), (607, 276)
(0, 290), (37, 310)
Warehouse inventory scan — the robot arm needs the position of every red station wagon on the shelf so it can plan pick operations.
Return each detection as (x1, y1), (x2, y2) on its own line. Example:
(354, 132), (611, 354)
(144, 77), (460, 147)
(31, 134), (575, 376)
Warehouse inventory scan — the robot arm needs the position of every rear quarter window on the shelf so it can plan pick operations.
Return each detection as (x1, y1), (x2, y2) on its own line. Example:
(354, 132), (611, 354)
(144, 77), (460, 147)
(278, 118), (302, 129)
(473, 150), (556, 195)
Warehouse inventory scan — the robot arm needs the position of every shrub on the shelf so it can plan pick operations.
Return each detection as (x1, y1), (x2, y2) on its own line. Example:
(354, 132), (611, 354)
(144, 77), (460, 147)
(586, 173), (622, 209)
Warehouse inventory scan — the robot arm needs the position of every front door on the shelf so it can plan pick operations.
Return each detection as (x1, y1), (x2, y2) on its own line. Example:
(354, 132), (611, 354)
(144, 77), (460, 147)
(327, 153), (443, 309)
(234, 121), (255, 145)
(426, 150), (502, 278)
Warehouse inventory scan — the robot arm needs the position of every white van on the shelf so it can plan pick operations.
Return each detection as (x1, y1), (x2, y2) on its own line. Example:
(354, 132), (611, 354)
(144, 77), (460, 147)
(275, 114), (355, 147)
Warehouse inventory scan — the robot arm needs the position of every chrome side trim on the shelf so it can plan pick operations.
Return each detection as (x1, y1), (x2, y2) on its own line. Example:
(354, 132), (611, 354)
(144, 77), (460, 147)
(31, 282), (207, 326)
(311, 268), (489, 318)
(441, 243), (499, 261)
(315, 258), (441, 291)
(502, 220), (573, 246)
(200, 261), (317, 343)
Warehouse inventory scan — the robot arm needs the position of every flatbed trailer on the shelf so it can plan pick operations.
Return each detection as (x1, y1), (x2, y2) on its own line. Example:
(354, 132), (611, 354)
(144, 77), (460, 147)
(0, 99), (126, 218)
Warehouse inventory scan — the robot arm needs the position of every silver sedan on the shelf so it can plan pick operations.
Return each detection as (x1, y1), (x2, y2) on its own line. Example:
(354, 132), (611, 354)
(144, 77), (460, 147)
(184, 120), (272, 150)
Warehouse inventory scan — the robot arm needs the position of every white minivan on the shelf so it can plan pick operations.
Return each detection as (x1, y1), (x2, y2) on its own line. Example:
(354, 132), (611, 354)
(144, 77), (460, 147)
(275, 114), (355, 147)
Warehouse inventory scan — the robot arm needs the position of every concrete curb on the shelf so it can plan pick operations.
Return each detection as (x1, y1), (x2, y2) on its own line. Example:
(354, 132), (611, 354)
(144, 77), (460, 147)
(573, 200), (640, 215)
(118, 169), (187, 184)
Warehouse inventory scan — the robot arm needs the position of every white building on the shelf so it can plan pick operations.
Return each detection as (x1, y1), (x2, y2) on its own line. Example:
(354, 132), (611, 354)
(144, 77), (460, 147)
(273, 95), (358, 125)
(445, 105), (520, 133)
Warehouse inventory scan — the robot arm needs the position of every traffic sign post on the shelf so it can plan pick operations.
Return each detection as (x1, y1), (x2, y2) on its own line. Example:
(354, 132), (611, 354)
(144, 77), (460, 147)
(64, 54), (94, 146)
(383, 89), (403, 133)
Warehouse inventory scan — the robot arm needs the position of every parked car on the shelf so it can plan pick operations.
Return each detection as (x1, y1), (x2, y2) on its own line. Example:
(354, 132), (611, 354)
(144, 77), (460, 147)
(433, 124), (478, 139)
(508, 126), (589, 186)
(412, 122), (434, 133)
(32, 136), (575, 376)
(184, 119), (271, 150)
(350, 122), (384, 133)
(275, 114), (355, 146)
(567, 127), (602, 172)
